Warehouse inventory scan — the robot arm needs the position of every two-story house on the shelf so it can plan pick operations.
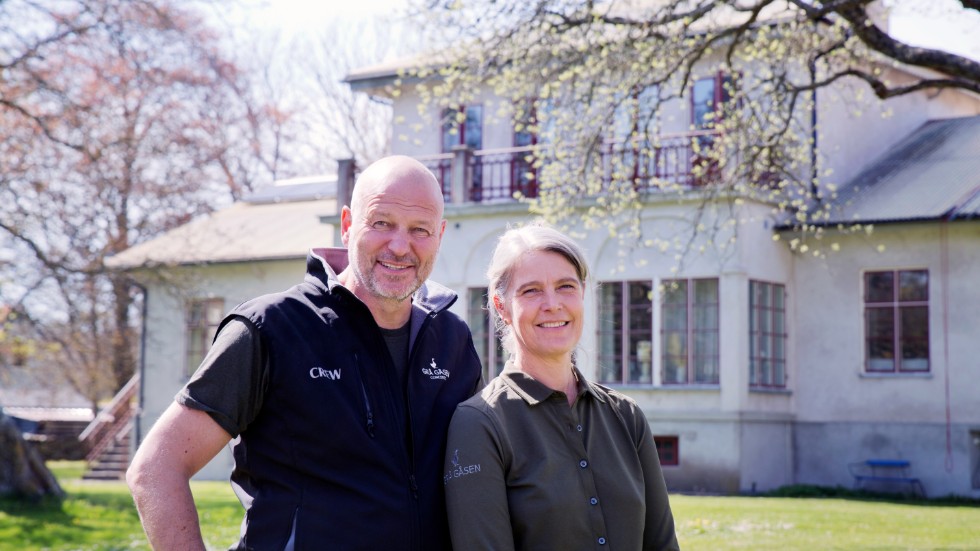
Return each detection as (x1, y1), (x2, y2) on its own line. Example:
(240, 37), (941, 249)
(337, 39), (980, 497)
(116, 20), (980, 497)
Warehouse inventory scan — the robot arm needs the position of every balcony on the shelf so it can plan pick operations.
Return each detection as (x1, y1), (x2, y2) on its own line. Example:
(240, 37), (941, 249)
(336, 131), (718, 208)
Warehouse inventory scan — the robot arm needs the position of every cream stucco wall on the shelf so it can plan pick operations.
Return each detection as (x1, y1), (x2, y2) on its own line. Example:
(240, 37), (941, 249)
(790, 221), (980, 497)
(138, 258), (311, 480)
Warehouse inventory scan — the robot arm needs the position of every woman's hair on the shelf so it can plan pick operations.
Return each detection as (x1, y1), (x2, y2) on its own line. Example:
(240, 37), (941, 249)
(486, 220), (589, 356)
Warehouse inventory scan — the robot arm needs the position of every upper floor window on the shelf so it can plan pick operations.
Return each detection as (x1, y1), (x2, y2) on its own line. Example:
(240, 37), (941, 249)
(864, 270), (929, 373)
(467, 287), (505, 382)
(750, 281), (787, 388)
(597, 281), (654, 385)
(512, 99), (540, 198)
(442, 105), (483, 152)
(691, 72), (733, 130)
(613, 85), (660, 143)
(442, 105), (484, 198)
(662, 278), (719, 385)
(185, 298), (224, 378)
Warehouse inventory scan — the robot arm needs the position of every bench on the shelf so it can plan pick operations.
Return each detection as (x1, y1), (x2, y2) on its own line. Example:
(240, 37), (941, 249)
(848, 459), (926, 498)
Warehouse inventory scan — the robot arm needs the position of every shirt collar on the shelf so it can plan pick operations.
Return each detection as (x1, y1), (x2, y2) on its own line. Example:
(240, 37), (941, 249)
(501, 364), (606, 406)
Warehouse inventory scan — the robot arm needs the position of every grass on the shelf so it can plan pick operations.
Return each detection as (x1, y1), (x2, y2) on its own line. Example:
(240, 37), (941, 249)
(0, 462), (977, 550)
(0, 461), (241, 551)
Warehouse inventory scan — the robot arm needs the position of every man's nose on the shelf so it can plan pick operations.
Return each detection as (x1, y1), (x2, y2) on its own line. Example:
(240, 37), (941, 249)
(386, 230), (410, 256)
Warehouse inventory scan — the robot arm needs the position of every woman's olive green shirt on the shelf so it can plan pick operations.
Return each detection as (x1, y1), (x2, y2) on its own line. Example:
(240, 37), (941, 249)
(444, 368), (680, 551)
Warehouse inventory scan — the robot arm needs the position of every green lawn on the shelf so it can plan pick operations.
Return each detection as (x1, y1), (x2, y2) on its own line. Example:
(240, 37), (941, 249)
(0, 461), (976, 550)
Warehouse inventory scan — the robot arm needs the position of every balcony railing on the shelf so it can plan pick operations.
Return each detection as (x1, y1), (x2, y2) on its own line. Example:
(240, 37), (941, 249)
(416, 145), (540, 205)
(601, 130), (720, 190)
(336, 131), (717, 208)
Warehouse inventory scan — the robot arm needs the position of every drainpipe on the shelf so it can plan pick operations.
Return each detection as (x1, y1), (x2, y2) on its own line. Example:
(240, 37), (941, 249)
(132, 280), (148, 446)
(809, 58), (819, 198)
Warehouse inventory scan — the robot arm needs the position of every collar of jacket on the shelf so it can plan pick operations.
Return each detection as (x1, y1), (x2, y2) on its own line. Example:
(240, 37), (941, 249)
(304, 247), (459, 342)
(500, 366), (606, 406)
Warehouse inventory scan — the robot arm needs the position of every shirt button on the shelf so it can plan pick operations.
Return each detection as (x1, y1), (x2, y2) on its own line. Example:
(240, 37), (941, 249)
(590, 497), (598, 505)
(598, 537), (607, 545)
(576, 424), (583, 432)
(579, 460), (588, 468)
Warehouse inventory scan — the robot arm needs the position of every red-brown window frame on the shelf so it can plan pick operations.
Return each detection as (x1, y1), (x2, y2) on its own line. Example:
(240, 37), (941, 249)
(863, 269), (930, 373)
(655, 435), (679, 466)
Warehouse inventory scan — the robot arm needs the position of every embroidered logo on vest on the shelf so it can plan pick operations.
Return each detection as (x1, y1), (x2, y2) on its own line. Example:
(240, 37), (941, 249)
(309, 367), (341, 380)
(421, 358), (450, 380)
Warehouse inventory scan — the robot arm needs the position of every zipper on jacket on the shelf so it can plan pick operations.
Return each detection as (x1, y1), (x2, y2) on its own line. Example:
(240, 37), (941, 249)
(351, 353), (376, 438)
(408, 474), (419, 500)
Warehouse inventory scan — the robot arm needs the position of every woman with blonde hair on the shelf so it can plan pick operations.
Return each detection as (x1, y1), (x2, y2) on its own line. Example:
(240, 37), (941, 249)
(444, 221), (679, 550)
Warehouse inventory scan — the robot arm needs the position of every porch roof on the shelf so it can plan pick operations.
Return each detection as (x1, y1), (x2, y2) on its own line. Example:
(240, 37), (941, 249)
(815, 115), (980, 225)
(107, 179), (337, 269)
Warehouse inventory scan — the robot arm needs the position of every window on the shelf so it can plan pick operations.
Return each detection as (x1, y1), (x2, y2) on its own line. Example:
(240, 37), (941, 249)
(467, 288), (505, 382)
(442, 105), (484, 198)
(597, 281), (654, 385)
(750, 281), (787, 388)
(611, 85), (661, 185)
(661, 279), (719, 385)
(691, 72), (733, 130)
(613, 85), (660, 142)
(185, 298), (224, 378)
(442, 105), (483, 152)
(690, 73), (732, 185)
(864, 270), (929, 373)
(654, 436), (679, 466)
(512, 99), (539, 198)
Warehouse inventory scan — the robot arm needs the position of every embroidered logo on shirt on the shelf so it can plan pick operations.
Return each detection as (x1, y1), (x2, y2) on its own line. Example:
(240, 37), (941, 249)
(309, 367), (341, 380)
(444, 448), (481, 485)
(421, 358), (450, 381)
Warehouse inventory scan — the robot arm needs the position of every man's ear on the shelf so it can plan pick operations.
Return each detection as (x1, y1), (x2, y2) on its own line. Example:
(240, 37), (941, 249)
(340, 206), (353, 246)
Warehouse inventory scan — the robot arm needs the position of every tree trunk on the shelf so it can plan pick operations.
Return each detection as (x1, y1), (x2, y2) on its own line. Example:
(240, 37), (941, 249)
(0, 412), (65, 500)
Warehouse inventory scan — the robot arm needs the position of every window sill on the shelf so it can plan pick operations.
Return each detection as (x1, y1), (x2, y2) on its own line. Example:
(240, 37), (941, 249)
(859, 371), (932, 379)
(606, 383), (721, 391)
(749, 387), (792, 395)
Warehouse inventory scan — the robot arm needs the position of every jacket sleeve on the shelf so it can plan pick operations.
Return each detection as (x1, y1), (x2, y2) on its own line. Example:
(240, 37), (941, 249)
(444, 403), (515, 551)
(633, 407), (681, 551)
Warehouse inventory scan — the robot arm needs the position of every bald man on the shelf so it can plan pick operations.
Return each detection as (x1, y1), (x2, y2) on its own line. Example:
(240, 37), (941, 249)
(127, 156), (483, 551)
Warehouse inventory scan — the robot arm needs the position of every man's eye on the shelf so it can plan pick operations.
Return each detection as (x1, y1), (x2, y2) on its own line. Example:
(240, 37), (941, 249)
(372, 221), (390, 229)
(412, 227), (432, 237)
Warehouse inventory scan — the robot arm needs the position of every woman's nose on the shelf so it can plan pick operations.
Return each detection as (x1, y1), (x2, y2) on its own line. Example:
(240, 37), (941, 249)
(541, 289), (562, 310)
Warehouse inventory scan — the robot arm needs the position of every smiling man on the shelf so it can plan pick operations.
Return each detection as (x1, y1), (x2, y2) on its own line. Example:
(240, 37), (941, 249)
(127, 156), (484, 551)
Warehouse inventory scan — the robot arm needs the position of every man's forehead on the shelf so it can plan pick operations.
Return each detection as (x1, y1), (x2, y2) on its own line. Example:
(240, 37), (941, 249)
(360, 196), (442, 220)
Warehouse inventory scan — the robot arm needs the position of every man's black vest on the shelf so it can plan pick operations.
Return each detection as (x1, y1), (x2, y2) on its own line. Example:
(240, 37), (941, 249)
(226, 250), (482, 551)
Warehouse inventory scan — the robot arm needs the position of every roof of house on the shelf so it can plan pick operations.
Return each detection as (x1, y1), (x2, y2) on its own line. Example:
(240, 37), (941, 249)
(107, 177), (338, 269)
(816, 115), (980, 225)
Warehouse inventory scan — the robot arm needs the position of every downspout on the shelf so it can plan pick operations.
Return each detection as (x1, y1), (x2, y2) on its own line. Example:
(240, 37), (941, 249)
(809, 59), (819, 198)
(940, 219), (952, 473)
(132, 280), (148, 446)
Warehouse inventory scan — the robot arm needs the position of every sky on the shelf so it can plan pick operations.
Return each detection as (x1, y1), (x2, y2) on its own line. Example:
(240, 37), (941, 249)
(239, 0), (980, 62)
